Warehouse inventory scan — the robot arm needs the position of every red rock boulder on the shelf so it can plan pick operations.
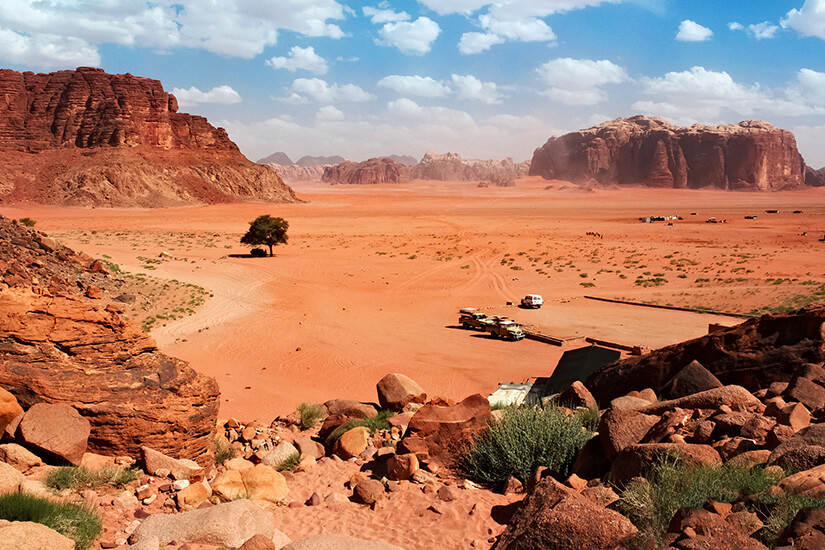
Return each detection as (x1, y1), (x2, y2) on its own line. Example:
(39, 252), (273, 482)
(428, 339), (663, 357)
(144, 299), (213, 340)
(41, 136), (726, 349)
(376, 373), (427, 412)
(16, 403), (90, 465)
(0, 388), (23, 434)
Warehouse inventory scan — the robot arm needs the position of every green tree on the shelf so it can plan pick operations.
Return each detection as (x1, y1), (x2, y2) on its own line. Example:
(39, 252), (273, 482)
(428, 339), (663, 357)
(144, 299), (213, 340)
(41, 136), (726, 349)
(240, 215), (289, 256)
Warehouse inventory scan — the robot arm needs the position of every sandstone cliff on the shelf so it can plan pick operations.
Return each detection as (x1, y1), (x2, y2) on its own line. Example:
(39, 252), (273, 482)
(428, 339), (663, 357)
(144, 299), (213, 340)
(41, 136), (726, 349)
(806, 165), (825, 187)
(529, 116), (807, 191)
(322, 157), (411, 185)
(0, 215), (219, 462)
(268, 163), (330, 183)
(0, 67), (297, 207)
(413, 152), (529, 182)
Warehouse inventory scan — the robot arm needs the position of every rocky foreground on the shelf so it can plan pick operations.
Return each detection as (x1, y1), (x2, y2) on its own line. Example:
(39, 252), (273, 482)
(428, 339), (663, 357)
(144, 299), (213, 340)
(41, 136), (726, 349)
(0, 67), (297, 207)
(529, 116), (808, 191)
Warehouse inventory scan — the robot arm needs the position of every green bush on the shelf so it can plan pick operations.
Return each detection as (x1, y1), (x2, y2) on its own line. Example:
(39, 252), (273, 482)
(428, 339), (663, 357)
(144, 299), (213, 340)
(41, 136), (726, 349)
(618, 456), (786, 543)
(276, 451), (302, 472)
(326, 410), (394, 445)
(215, 438), (236, 466)
(759, 492), (825, 545)
(46, 466), (138, 491)
(459, 405), (593, 487)
(297, 402), (325, 429)
(0, 492), (102, 550)
(18, 217), (36, 227)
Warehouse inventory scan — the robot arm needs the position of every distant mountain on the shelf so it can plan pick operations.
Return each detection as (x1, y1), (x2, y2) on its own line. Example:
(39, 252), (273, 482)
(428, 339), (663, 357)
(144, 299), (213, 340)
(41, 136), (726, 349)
(382, 154), (418, 166)
(296, 155), (346, 167)
(257, 151), (293, 165)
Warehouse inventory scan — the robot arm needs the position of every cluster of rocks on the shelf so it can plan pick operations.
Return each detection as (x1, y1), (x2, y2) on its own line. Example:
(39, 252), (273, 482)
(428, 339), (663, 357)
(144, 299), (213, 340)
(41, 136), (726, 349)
(529, 116), (808, 191)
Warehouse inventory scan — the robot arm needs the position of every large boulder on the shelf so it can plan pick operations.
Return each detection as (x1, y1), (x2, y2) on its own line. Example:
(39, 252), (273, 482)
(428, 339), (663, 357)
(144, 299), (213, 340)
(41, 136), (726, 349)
(637, 386), (761, 415)
(129, 499), (281, 547)
(776, 507), (825, 549)
(0, 520), (74, 550)
(598, 409), (659, 461)
(769, 424), (825, 470)
(335, 427), (370, 459)
(376, 373), (427, 411)
(0, 443), (42, 473)
(212, 464), (288, 503)
(0, 388), (23, 434)
(398, 394), (492, 466)
(15, 403), (90, 465)
(661, 360), (723, 399)
(777, 463), (825, 498)
(141, 447), (204, 480)
(0, 462), (24, 493)
(586, 307), (825, 404)
(608, 443), (722, 486)
(492, 476), (637, 549)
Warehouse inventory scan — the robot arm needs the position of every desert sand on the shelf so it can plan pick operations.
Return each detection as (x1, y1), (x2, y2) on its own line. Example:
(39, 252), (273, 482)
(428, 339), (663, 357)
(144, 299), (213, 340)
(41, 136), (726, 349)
(3, 177), (824, 421)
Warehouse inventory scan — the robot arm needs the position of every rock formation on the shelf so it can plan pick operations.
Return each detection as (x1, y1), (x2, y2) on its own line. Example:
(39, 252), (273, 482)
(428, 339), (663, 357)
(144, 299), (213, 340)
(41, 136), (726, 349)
(267, 163), (330, 183)
(807, 166), (825, 187)
(322, 157), (411, 185)
(256, 151), (293, 165)
(413, 152), (529, 182)
(0, 215), (219, 462)
(0, 67), (297, 207)
(296, 154), (345, 167)
(529, 116), (807, 191)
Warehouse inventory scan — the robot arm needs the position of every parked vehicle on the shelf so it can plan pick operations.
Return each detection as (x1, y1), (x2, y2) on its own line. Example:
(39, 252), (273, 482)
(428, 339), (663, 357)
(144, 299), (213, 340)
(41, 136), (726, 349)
(459, 307), (492, 330)
(486, 316), (525, 341)
(520, 294), (543, 309)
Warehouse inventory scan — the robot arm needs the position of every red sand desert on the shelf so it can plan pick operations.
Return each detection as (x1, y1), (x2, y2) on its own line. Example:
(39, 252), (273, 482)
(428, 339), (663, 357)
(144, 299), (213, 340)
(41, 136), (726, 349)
(3, 178), (825, 421)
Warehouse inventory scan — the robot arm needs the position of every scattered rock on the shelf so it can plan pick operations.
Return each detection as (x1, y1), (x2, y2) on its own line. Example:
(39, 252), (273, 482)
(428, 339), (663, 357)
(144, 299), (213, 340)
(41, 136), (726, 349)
(0, 443), (43, 472)
(775, 507), (825, 549)
(335, 427), (370, 459)
(376, 373), (427, 412)
(608, 443), (722, 486)
(662, 360), (723, 399)
(142, 447), (204, 481)
(386, 453), (419, 481)
(558, 381), (597, 409)
(262, 441), (300, 469)
(352, 479), (385, 505)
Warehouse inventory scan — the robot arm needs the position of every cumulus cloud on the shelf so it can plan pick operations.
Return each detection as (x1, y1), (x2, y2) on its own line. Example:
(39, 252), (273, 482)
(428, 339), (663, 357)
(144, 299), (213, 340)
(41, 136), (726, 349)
(782, 0), (825, 40)
(286, 78), (375, 103)
(451, 74), (502, 104)
(387, 98), (476, 127)
(536, 57), (629, 105)
(787, 68), (825, 107)
(417, 0), (617, 17)
(363, 6), (410, 23)
(478, 14), (556, 42)
(792, 123), (825, 167)
(728, 22), (744, 31)
(377, 75), (451, 97)
(266, 46), (328, 75)
(0, 0), (348, 66)
(676, 20), (713, 42)
(317, 105), (345, 121)
(172, 85), (242, 107)
(728, 21), (780, 39)
(376, 16), (441, 54)
(458, 32), (505, 54)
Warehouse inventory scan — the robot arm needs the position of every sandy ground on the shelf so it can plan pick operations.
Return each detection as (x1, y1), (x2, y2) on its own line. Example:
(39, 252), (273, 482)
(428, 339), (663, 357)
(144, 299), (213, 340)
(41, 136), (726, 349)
(4, 178), (825, 421)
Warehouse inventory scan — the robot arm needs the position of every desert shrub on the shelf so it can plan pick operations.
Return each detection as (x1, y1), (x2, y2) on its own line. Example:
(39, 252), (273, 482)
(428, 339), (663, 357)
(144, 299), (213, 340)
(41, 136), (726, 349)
(297, 402), (325, 429)
(0, 492), (102, 550)
(326, 410), (394, 444)
(459, 405), (593, 487)
(18, 217), (36, 227)
(46, 466), (139, 491)
(215, 438), (235, 466)
(618, 456), (786, 543)
(276, 451), (302, 472)
(759, 492), (825, 545)
(573, 406), (601, 431)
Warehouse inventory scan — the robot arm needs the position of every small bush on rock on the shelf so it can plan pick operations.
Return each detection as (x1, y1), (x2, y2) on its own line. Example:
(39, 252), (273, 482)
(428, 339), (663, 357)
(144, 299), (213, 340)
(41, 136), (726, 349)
(327, 410), (395, 444)
(298, 402), (325, 429)
(276, 451), (302, 472)
(756, 492), (825, 545)
(0, 492), (102, 550)
(215, 437), (235, 466)
(459, 405), (593, 487)
(46, 466), (138, 491)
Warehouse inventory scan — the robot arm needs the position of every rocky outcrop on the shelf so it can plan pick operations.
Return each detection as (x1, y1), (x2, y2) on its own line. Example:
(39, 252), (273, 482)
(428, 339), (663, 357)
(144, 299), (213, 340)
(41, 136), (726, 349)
(297, 154), (345, 167)
(322, 157), (411, 185)
(586, 307), (825, 405)
(807, 166), (825, 187)
(268, 163), (330, 183)
(257, 151), (294, 165)
(530, 116), (807, 191)
(0, 67), (297, 207)
(413, 152), (529, 182)
(0, 215), (219, 462)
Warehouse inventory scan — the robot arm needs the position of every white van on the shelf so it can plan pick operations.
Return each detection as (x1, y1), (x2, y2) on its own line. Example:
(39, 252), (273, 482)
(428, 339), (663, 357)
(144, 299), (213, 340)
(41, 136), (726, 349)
(520, 294), (543, 308)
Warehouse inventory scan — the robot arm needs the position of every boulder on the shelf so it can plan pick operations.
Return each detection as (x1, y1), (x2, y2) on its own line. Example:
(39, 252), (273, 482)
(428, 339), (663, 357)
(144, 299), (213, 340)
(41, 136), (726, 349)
(783, 377), (825, 411)
(0, 461), (24, 493)
(281, 534), (405, 550)
(376, 373), (427, 412)
(769, 424), (825, 469)
(0, 520), (74, 550)
(638, 386), (761, 415)
(667, 507), (768, 550)
(141, 447), (204, 480)
(211, 470), (246, 501)
(130, 499), (278, 547)
(386, 453), (419, 481)
(240, 534), (285, 550)
(777, 403), (812, 432)
(609, 395), (651, 411)
(176, 481), (211, 510)
(558, 381), (597, 409)
(16, 403), (90, 465)
(352, 479), (385, 505)
(776, 507), (825, 549)
(0, 443), (43, 472)
(492, 476), (637, 549)
(0, 388), (23, 434)
(212, 464), (288, 503)
(262, 441), (300, 469)
(323, 399), (376, 419)
(778, 463), (825, 498)
(661, 360), (723, 399)
(608, 443), (722, 486)
(335, 427), (370, 459)
(598, 409), (659, 461)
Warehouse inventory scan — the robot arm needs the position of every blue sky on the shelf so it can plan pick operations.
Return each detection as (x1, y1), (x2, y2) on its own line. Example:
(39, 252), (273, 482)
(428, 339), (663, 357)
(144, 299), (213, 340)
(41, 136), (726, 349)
(1, 1), (824, 166)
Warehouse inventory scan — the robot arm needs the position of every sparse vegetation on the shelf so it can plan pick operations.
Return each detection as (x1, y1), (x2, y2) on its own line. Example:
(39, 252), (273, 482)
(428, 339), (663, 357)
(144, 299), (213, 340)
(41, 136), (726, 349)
(297, 402), (325, 429)
(276, 451), (302, 472)
(46, 466), (138, 491)
(215, 437), (236, 466)
(18, 217), (36, 227)
(240, 215), (289, 256)
(459, 405), (593, 487)
(0, 492), (102, 550)
(327, 410), (395, 444)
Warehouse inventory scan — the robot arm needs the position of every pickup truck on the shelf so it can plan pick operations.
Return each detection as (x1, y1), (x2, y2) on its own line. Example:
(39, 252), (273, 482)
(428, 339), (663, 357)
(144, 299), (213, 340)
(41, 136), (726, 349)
(459, 308), (492, 330)
(486, 317), (525, 341)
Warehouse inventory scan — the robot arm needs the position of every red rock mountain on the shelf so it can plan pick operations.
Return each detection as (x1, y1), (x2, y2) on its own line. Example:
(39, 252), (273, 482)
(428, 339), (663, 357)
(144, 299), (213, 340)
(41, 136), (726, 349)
(0, 215), (219, 462)
(0, 67), (297, 206)
(529, 116), (807, 191)
(322, 157), (411, 185)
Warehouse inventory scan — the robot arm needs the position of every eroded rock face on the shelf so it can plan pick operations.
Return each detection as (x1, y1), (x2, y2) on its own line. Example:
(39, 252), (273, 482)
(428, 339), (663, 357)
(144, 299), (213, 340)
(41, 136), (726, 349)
(0, 67), (297, 207)
(806, 166), (825, 187)
(0, 215), (219, 463)
(586, 307), (825, 405)
(529, 116), (807, 191)
(413, 151), (529, 182)
(267, 163), (330, 183)
(322, 157), (411, 185)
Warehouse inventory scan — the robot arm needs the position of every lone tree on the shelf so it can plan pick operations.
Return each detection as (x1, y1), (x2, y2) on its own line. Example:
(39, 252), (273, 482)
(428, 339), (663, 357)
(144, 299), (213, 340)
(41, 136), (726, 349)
(240, 215), (289, 256)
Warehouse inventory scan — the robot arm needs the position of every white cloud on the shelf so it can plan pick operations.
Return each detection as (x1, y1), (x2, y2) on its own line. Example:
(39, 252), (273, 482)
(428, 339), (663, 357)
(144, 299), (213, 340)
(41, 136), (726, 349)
(537, 57), (629, 105)
(478, 14), (556, 42)
(787, 68), (825, 106)
(793, 124), (825, 167)
(388, 98), (476, 127)
(748, 22), (779, 39)
(266, 46), (328, 75)
(0, 27), (100, 69)
(676, 20), (713, 42)
(728, 22), (744, 31)
(376, 16), (441, 55)
(363, 6), (410, 23)
(782, 0), (825, 40)
(458, 32), (505, 54)
(317, 105), (345, 121)
(377, 75), (451, 97)
(451, 74), (502, 104)
(0, 0), (348, 64)
(287, 78), (375, 103)
(417, 0), (618, 17)
(171, 85), (242, 107)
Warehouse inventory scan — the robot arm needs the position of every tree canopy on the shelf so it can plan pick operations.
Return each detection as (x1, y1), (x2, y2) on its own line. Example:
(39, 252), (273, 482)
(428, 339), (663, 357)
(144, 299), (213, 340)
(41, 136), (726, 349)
(240, 215), (289, 256)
